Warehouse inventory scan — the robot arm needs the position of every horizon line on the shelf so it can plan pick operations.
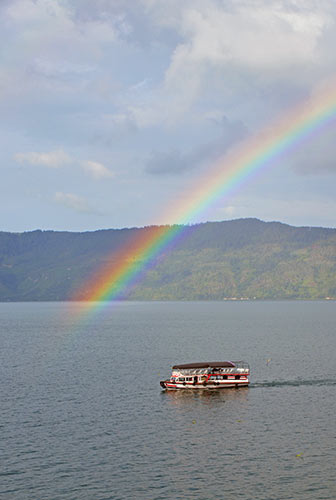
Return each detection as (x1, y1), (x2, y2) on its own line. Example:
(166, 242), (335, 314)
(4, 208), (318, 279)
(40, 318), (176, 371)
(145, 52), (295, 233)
(2, 217), (336, 234)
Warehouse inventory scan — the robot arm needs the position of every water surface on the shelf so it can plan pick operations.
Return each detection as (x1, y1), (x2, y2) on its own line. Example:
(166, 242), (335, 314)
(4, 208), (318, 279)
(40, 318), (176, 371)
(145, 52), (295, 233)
(1, 301), (335, 499)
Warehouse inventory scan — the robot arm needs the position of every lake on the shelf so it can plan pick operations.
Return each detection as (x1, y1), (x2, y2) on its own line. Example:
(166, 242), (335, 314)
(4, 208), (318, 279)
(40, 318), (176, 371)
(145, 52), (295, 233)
(1, 301), (335, 499)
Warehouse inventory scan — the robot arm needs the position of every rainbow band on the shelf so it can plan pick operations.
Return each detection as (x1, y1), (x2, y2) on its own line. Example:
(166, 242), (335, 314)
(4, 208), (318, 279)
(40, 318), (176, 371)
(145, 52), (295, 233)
(73, 83), (336, 313)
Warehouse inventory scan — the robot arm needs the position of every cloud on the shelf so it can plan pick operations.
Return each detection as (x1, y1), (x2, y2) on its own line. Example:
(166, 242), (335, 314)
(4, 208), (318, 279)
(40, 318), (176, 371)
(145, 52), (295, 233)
(4, 0), (119, 60)
(153, 0), (332, 75)
(14, 149), (71, 168)
(146, 150), (186, 175)
(54, 192), (101, 214)
(14, 150), (113, 179)
(0, 0), (124, 109)
(177, 4), (325, 68)
(291, 130), (336, 175)
(90, 112), (138, 146)
(81, 160), (114, 179)
(128, 0), (336, 124)
(3, 0), (336, 231)
(221, 205), (236, 217)
(4, 0), (336, 133)
(146, 116), (248, 175)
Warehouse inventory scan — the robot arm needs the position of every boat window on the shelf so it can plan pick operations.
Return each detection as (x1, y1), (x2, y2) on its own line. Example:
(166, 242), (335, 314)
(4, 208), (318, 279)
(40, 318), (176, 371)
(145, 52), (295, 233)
(223, 375), (228, 379)
(179, 377), (185, 382)
(235, 375), (241, 379)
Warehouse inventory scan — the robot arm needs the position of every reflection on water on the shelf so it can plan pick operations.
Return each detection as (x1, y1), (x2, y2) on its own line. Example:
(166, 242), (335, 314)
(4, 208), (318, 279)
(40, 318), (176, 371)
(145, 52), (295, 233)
(161, 386), (249, 407)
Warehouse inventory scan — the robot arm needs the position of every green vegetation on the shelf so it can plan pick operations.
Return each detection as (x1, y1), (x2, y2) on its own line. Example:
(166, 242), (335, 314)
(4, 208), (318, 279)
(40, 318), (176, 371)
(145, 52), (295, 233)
(0, 218), (335, 301)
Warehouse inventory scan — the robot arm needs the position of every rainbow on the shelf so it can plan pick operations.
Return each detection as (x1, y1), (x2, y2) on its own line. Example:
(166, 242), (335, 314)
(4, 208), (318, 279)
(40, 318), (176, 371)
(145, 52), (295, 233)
(73, 82), (336, 314)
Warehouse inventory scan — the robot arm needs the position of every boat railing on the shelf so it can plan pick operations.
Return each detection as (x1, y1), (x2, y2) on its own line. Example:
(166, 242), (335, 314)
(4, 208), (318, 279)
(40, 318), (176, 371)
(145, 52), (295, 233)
(172, 364), (249, 377)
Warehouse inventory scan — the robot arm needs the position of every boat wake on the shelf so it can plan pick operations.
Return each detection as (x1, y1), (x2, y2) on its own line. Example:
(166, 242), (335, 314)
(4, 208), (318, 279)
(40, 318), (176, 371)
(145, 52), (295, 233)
(252, 378), (336, 388)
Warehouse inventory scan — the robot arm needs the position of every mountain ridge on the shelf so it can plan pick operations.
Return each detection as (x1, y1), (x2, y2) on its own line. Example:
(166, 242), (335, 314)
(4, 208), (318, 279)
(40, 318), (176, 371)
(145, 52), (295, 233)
(0, 218), (335, 301)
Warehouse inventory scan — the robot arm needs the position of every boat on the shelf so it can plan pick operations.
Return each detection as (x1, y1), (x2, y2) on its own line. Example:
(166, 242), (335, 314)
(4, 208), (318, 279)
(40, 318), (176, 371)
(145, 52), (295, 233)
(160, 361), (250, 390)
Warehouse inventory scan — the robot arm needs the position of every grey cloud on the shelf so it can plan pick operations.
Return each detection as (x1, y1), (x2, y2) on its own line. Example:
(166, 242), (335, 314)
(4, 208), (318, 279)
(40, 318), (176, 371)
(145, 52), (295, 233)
(146, 150), (186, 175)
(146, 116), (248, 175)
(291, 131), (336, 175)
(69, 0), (181, 49)
(3, 0), (336, 232)
(90, 112), (138, 148)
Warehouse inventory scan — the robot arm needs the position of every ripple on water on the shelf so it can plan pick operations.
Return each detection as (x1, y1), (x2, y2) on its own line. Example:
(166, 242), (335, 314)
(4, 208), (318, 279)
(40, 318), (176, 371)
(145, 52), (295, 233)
(0, 301), (335, 500)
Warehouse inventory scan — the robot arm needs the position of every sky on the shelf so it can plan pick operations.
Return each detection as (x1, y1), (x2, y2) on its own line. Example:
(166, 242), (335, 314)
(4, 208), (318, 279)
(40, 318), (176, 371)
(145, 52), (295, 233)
(1, 0), (336, 232)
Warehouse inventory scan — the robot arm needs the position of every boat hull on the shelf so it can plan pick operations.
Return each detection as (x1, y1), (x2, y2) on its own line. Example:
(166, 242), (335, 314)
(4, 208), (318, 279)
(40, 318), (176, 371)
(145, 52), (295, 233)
(160, 380), (249, 390)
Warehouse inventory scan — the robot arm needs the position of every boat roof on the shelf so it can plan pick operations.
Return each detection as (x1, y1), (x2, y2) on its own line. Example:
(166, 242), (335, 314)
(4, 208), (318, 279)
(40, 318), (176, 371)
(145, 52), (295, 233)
(172, 361), (236, 369)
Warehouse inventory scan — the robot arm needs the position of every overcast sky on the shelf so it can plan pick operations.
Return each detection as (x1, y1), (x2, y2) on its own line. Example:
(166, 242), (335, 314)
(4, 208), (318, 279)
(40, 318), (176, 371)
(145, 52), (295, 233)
(1, 0), (336, 232)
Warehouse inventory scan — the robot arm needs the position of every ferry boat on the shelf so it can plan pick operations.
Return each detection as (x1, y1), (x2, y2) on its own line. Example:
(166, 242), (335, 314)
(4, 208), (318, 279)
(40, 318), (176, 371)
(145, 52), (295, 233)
(160, 361), (250, 390)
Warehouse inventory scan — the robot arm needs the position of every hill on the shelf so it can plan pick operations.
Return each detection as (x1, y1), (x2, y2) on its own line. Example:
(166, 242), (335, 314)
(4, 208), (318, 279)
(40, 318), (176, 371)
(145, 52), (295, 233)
(0, 218), (335, 301)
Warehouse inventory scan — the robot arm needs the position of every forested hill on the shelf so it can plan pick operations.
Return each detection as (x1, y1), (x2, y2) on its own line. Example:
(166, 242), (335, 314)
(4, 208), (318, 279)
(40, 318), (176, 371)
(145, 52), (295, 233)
(0, 218), (335, 301)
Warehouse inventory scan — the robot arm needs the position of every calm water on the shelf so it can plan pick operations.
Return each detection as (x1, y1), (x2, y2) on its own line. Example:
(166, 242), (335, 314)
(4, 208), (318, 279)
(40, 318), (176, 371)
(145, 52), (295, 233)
(1, 301), (335, 500)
